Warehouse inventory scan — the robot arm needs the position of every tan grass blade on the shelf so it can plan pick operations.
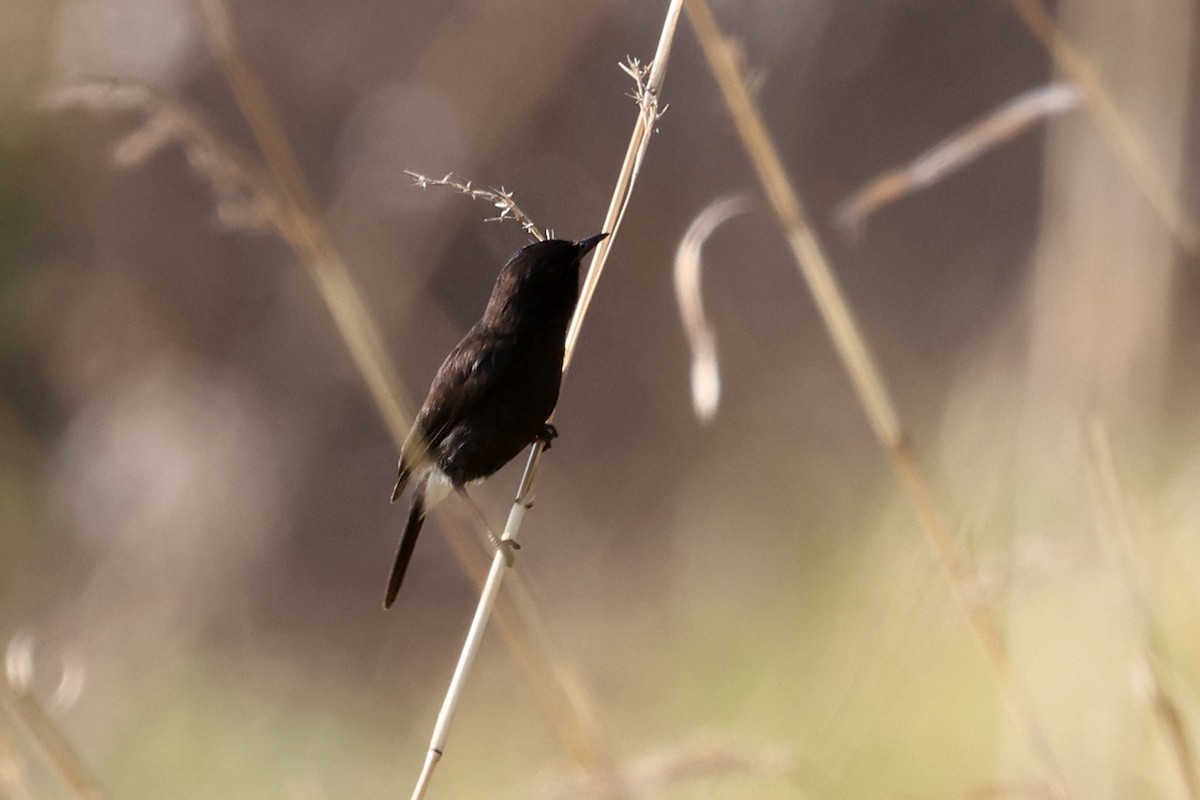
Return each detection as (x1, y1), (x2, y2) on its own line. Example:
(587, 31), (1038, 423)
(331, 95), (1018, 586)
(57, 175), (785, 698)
(835, 83), (1081, 233)
(682, 0), (1070, 795)
(1006, 0), (1200, 259)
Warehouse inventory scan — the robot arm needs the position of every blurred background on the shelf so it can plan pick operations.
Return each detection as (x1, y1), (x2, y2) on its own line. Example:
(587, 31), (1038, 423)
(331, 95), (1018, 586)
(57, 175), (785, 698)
(2, 0), (1199, 797)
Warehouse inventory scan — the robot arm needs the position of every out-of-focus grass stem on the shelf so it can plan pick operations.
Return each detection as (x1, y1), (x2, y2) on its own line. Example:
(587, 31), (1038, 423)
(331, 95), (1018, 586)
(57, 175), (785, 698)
(187, 0), (618, 778)
(1005, 0), (1200, 258)
(408, 2), (684, 797)
(682, 0), (1070, 795)
(0, 675), (105, 800)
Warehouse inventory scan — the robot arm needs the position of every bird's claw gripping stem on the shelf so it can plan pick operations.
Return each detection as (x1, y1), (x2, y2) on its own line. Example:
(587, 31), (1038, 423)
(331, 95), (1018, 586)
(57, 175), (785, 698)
(493, 536), (521, 567)
(537, 424), (558, 451)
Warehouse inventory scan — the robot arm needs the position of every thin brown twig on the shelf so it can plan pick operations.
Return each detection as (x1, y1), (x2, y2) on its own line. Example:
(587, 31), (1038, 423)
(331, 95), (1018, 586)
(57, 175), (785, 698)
(405, 171), (546, 241)
(681, 0), (1069, 796)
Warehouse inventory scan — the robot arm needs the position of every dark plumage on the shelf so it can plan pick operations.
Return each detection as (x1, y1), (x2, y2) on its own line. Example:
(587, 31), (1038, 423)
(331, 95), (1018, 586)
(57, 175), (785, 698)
(384, 233), (607, 608)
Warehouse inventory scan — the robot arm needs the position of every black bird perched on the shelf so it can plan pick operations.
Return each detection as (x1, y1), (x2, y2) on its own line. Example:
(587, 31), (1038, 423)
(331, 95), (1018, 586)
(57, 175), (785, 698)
(385, 232), (607, 608)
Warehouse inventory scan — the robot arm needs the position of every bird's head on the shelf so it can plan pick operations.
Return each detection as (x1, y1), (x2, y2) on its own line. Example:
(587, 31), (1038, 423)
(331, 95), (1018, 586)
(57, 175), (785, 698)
(483, 233), (607, 325)
(516, 233), (606, 281)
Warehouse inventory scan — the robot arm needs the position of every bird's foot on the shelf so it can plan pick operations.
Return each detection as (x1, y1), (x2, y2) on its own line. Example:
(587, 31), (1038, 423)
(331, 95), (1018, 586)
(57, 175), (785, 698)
(537, 423), (559, 451)
(491, 534), (521, 567)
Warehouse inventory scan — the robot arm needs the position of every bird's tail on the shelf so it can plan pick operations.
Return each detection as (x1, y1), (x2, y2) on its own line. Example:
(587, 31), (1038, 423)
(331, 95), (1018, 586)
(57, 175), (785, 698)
(390, 462), (409, 503)
(384, 480), (426, 608)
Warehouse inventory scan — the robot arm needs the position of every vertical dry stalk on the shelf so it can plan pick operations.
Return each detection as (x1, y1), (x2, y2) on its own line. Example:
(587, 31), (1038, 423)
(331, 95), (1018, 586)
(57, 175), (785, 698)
(186, 0), (617, 778)
(563, 46), (673, 370)
(1084, 421), (1199, 800)
(0, 677), (106, 800)
(681, 0), (1069, 795)
(409, 3), (684, 797)
(1005, 0), (1200, 258)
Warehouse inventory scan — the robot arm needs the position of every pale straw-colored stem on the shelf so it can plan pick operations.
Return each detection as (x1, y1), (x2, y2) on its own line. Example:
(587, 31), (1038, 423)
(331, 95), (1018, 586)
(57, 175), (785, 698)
(185, 0), (619, 782)
(0, 676), (106, 800)
(192, 0), (412, 443)
(409, 2), (685, 796)
(682, 0), (1069, 795)
(835, 82), (1081, 232)
(1005, 0), (1200, 258)
(1084, 421), (1199, 800)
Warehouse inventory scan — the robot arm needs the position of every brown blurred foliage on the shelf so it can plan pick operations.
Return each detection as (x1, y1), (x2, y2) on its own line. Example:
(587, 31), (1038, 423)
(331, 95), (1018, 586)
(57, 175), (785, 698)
(1, 0), (1198, 798)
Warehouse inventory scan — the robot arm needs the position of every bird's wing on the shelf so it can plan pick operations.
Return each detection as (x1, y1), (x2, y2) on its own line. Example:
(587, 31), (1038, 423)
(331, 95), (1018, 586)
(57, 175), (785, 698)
(404, 328), (514, 460)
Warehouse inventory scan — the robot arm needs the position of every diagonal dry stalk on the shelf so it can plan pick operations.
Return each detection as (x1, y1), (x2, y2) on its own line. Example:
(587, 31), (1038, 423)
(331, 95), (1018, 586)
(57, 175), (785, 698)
(1083, 420), (1199, 800)
(0, 673), (105, 800)
(1004, 0), (1200, 259)
(190, 0), (412, 444)
(681, 0), (1070, 796)
(179, 0), (621, 778)
(407, 3), (684, 798)
(49, 72), (618, 782)
(834, 82), (1082, 233)
(430, 503), (614, 771)
(0, 708), (33, 800)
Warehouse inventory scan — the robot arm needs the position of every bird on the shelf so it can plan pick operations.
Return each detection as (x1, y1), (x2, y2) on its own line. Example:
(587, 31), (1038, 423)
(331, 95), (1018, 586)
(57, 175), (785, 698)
(384, 232), (608, 608)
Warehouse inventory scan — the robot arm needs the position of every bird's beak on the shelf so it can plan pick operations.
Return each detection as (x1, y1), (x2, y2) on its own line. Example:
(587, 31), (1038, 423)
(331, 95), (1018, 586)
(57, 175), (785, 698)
(575, 232), (608, 256)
